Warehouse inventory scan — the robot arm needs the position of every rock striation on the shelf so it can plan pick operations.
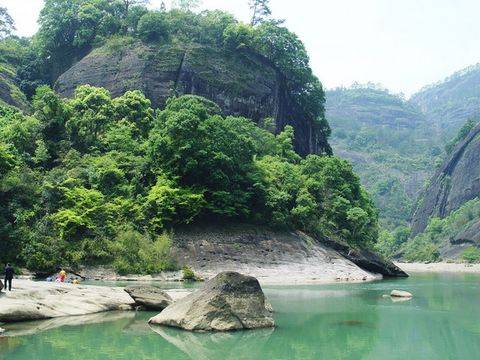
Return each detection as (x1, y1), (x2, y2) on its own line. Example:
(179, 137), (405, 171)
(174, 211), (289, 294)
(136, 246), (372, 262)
(55, 41), (329, 156)
(149, 272), (274, 331)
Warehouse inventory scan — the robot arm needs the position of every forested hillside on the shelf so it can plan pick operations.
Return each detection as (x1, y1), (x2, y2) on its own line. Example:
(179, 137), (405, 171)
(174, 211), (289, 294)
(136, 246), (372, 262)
(0, 1), (378, 273)
(410, 64), (480, 139)
(326, 85), (438, 230)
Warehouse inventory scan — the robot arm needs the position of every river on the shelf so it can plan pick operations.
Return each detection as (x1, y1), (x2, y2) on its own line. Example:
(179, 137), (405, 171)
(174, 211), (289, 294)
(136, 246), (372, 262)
(1, 273), (479, 359)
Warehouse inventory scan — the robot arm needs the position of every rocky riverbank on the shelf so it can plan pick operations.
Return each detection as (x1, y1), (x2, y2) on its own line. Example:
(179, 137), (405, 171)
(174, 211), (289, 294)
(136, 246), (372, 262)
(0, 280), (190, 323)
(396, 262), (480, 273)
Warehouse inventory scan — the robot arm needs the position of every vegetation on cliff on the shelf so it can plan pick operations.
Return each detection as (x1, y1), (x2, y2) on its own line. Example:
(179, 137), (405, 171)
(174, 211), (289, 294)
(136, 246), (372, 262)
(397, 198), (480, 262)
(0, 86), (377, 272)
(0, 1), (381, 273)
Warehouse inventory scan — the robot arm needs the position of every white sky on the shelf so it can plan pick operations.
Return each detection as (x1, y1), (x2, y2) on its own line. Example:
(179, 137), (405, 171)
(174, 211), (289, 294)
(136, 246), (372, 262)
(3, 0), (480, 96)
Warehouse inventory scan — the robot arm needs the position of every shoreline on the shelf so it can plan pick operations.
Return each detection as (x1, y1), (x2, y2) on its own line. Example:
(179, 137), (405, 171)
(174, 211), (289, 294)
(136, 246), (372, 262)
(395, 262), (480, 273)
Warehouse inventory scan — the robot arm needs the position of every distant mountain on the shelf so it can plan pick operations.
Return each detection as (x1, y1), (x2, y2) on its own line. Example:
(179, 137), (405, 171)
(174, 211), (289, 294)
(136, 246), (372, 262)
(326, 85), (438, 229)
(410, 63), (480, 138)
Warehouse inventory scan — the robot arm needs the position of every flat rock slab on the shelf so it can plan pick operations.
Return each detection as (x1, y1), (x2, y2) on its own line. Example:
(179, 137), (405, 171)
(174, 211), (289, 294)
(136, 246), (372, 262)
(0, 280), (135, 323)
(149, 272), (274, 331)
(125, 285), (173, 310)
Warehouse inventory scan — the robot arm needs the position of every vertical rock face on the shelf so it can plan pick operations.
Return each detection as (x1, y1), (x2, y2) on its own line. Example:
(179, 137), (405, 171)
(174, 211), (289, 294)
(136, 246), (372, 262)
(54, 42), (328, 156)
(411, 122), (480, 235)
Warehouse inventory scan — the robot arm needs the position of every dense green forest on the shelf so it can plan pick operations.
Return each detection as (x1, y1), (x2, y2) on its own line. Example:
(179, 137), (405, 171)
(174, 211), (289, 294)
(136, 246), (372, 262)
(0, 1), (378, 273)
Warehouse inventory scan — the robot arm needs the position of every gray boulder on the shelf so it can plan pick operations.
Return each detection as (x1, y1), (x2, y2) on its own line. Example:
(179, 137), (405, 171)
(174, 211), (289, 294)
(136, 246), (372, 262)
(124, 285), (173, 311)
(149, 272), (274, 331)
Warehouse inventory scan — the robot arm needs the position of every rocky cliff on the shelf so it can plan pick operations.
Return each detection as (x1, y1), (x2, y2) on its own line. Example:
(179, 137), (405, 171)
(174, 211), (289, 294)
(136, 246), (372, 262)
(170, 222), (407, 281)
(55, 40), (329, 156)
(411, 122), (480, 235)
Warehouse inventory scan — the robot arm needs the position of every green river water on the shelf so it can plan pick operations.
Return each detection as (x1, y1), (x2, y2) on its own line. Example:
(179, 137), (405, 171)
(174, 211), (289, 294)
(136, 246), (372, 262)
(1, 273), (480, 359)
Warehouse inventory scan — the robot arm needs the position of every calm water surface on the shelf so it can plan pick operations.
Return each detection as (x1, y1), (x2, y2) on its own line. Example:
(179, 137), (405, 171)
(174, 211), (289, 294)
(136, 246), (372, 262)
(1, 273), (480, 359)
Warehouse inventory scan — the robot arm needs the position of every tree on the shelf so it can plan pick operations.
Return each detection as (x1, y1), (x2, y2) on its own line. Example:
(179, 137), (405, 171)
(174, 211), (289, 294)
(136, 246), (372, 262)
(122, 0), (149, 16)
(249, 0), (272, 26)
(0, 7), (15, 40)
(137, 11), (169, 42)
(172, 0), (202, 11)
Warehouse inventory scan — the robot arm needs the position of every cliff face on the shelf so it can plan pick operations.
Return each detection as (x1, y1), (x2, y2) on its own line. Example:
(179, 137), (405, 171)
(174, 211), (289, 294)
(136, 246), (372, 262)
(411, 122), (480, 235)
(55, 41), (328, 156)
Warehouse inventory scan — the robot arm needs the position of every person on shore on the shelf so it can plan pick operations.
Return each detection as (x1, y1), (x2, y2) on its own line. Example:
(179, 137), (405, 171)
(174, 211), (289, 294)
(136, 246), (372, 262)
(4, 264), (14, 291)
(59, 269), (66, 282)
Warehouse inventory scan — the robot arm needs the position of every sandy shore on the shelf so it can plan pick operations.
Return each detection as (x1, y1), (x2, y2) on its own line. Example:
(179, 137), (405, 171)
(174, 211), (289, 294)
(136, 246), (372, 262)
(395, 262), (480, 273)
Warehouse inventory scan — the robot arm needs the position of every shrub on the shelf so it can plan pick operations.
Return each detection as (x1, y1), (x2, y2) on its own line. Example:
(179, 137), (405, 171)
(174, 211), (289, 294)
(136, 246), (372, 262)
(112, 229), (176, 274)
(137, 12), (169, 42)
(402, 235), (440, 263)
(182, 265), (195, 280)
(461, 247), (480, 263)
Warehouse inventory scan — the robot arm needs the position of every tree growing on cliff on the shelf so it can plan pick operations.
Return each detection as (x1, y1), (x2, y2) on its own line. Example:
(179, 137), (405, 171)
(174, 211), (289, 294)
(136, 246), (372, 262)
(249, 0), (272, 26)
(0, 7), (15, 40)
(172, 0), (202, 11)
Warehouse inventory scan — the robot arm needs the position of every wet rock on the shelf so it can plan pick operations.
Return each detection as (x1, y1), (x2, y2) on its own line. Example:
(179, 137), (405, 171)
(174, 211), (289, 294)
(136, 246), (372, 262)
(149, 272), (274, 331)
(125, 285), (173, 311)
(391, 290), (413, 298)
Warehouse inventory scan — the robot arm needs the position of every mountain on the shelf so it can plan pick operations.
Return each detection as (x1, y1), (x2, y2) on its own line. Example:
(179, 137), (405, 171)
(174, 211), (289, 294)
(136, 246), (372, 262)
(326, 85), (437, 228)
(54, 39), (329, 157)
(410, 63), (480, 139)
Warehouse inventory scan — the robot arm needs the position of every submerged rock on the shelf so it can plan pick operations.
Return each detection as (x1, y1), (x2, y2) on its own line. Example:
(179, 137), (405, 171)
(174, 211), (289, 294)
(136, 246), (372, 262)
(125, 285), (173, 311)
(391, 290), (413, 298)
(149, 272), (274, 331)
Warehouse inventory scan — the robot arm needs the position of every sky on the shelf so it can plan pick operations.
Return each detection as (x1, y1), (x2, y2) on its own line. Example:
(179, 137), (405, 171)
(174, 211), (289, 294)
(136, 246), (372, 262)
(3, 0), (480, 96)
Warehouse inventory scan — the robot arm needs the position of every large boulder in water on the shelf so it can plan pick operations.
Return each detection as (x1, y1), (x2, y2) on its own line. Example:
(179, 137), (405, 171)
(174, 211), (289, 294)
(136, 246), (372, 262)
(148, 272), (274, 331)
(124, 285), (173, 310)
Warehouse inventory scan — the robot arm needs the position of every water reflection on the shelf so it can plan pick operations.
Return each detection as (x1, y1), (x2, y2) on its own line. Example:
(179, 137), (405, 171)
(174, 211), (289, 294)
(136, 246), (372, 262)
(150, 325), (274, 360)
(2, 312), (136, 338)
